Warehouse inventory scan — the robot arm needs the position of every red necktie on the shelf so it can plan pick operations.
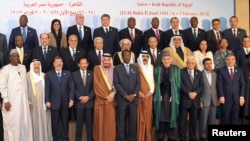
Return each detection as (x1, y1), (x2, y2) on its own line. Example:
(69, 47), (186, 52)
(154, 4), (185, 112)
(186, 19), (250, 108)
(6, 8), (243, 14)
(216, 32), (220, 42)
(155, 29), (160, 42)
(230, 68), (234, 80)
(130, 29), (134, 43)
(152, 49), (157, 63)
(233, 30), (237, 39)
(98, 51), (101, 62)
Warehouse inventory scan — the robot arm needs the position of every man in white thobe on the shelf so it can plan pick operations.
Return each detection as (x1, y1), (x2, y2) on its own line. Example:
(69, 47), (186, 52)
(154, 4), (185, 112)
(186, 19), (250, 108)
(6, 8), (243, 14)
(0, 49), (33, 141)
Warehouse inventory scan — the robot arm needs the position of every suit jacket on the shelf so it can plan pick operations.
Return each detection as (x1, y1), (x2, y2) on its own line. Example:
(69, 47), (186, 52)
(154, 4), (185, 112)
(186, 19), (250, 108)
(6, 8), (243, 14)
(223, 28), (247, 53)
(236, 47), (248, 68)
(45, 70), (75, 110)
(183, 28), (206, 52)
(119, 27), (143, 56)
(9, 26), (39, 51)
(59, 47), (86, 72)
(114, 63), (140, 105)
(142, 28), (164, 50)
(217, 66), (245, 104)
(162, 29), (185, 48)
(0, 33), (7, 54)
(146, 48), (162, 66)
(72, 70), (94, 108)
(206, 30), (223, 54)
(48, 32), (68, 49)
(32, 46), (58, 73)
(93, 26), (119, 55)
(66, 25), (93, 53)
(87, 50), (101, 71)
(201, 70), (217, 107)
(180, 68), (203, 109)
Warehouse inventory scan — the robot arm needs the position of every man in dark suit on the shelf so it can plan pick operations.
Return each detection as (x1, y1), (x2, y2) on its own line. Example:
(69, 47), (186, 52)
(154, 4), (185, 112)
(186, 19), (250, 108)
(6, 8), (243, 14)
(199, 58), (217, 141)
(93, 14), (119, 56)
(183, 17), (206, 52)
(60, 34), (86, 72)
(5, 35), (32, 71)
(217, 53), (245, 125)
(9, 15), (39, 51)
(236, 36), (250, 68)
(0, 32), (7, 54)
(119, 17), (143, 56)
(206, 18), (223, 54)
(87, 37), (104, 71)
(162, 17), (185, 48)
(114, 50), (140, 141)
(66, 14), (93, 53)
(146, 36), (162, 66)
(142, 17), (164, 50)
(72, 57), (94, 141)
(178, 55), (203, 141)
(32, 33), (58, 73)
(223, 16), (247, 54)
(45, 56), (75, 141)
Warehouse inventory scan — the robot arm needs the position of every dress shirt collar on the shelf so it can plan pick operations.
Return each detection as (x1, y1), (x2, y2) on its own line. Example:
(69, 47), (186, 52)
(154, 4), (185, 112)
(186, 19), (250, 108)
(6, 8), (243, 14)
(227, 66), (234, 72)
(16, 47), (23, 53)
(232, 28), (238, 33)
(77, 24), (83, 28)
(95, 49), (102, 55)
(55, 70), (62, 74)
(103, 26), (109, 30)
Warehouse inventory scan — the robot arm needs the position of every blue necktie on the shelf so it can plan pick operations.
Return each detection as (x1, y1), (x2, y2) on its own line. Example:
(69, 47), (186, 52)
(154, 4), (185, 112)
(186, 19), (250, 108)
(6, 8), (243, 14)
(105, 28), (109, 35)
(22, 27), (26, 41)
(79, 27), (82, 40)
(193, 29), (197, 39)
(126, 64), (129, 74)
(57, 73), (61, 81)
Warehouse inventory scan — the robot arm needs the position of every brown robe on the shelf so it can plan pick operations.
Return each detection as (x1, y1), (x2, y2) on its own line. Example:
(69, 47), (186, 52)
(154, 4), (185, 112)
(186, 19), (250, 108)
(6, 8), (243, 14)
(135, 63), (154, 141)
(93, 66), (116, 141)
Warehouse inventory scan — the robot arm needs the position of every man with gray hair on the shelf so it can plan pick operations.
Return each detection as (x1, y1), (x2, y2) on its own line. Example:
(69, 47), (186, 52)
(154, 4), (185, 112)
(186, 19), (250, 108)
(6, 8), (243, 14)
(87, 37), (104, 71)
(179, 55), (203, 141)
(0, 49), (33, 141)
(113, 38), (136, 66)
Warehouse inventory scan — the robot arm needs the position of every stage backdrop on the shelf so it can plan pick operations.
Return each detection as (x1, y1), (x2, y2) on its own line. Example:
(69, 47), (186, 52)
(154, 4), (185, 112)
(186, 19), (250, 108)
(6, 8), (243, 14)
(0, 0), (235, 45)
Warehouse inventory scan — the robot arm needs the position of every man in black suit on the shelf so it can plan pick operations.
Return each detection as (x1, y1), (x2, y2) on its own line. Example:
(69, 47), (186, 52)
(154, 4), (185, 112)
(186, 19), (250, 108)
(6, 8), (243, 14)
(146, 36), (162, 66)
(217, 53), (245, 124)
(0, 90), (3, 141)
(236, 36), (250, 68)
(45, 56), (75, 141)
(114, 50), (140, 141)
(60, 34), (86, 72)
(5, 35), (32, 71)
(9, 15), (39, 51)
(72, 57), (94, 141)
(66, 14), (93, 53)
(87, 37), (104, 71)
(223, 16), (247, 54)
(119, 17), (143, 56)
(162, 17), (185, 48)
(32, 33), (58, 73)
(206, 18), (223, 54)
(183, 17), (206, 52)
(93, 14), (119, 56)
(143, 17), (164, 50)
(178, 55), (203, 141)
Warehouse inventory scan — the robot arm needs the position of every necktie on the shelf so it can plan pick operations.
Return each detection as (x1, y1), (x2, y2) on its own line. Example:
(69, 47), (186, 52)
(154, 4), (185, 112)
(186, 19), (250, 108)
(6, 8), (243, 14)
(105, 28), (109, 35)
(233, 30), (237, 39)
(175, 30), (178, 35)
(216, 32), (220, 42)
(19, 49), (24, 64)
(98, 51), (101, 62)
(193, 29), (197, 39)
(57, 73), (61, 81)
(82, 71), (86, 86)
(152, 49), (157, 63)
(189, 70), (194, 83)
(230, 68), (234, 80)
(43, 47), (47, 60)
(130, 29), (134, 43)
(22, 27), (26, 41)
(79, 27), (83, 40)
(72, 49), (76, 61)
(125, 64), (130, 74)
(155, 29), (160, 42)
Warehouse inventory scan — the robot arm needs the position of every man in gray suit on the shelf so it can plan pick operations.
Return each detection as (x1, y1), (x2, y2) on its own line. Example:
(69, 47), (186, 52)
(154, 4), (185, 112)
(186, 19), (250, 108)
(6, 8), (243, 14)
(199, 58), (217, 141)
(114, 50), (140, 141)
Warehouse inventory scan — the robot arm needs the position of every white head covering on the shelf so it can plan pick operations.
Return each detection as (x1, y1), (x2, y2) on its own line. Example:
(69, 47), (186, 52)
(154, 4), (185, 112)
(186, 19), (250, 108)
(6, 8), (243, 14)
(137, 50), (155, 93)
(169, 35), (185, 51)
(10, 49), (18, 55)
(29, 59), (43, 83)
